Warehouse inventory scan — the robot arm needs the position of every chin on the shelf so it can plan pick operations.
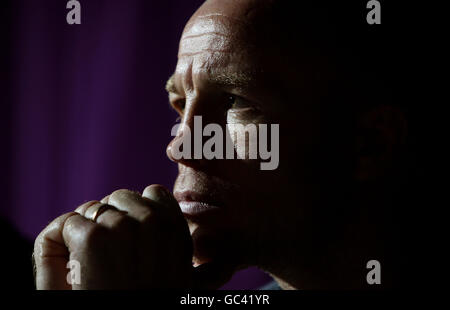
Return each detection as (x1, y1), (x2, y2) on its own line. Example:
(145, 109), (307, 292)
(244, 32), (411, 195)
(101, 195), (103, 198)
(188, 220), (225, 265)
(187, 215), (252, 269)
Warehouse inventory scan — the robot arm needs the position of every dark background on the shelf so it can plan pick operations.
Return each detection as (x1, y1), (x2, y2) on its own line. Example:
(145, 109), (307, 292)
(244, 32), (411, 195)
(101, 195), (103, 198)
(0, 0), (272, 289)
(0, 0), (429, 290)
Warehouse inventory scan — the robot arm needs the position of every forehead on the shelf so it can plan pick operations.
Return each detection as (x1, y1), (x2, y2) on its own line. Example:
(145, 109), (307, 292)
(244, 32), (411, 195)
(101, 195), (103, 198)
(174, 15), (260, 84)
(179, 19), (231, 58)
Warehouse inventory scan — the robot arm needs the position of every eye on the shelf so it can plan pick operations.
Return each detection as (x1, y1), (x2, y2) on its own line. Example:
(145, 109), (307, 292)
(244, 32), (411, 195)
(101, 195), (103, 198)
(173, 99), (186, 114)
(227, 95), (251, 110)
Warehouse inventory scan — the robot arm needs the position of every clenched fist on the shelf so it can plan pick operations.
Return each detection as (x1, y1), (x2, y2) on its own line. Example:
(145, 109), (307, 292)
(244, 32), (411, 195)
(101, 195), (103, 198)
(33, 185), (201, 289)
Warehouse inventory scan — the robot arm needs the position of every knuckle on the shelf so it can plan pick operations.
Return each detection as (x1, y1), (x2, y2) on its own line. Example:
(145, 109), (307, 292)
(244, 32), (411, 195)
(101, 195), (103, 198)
(81, 225), (108, 248)
(34, 227), (46, 244)
(142, 184), (165, 197)
(75, 200), (99, 215)
(34, 212), (74, 248)
(33, 233), (45, 255)
(34, 230), (49, 249)
(143, 185), (153, 193)
(109, 189), (133, 200)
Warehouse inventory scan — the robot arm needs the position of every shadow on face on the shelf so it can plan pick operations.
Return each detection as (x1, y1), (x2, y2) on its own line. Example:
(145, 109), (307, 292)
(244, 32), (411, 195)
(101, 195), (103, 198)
(165, 0), (410, 287)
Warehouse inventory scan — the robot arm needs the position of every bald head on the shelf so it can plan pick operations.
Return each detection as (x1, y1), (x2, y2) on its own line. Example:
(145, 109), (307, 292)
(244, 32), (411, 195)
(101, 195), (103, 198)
(177, 0), (378, 112)
(186, 0), (272, 27)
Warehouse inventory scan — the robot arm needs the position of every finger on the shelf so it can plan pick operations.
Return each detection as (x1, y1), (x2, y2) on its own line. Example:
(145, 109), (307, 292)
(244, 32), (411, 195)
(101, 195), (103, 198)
(142, 184), (188, 237)
(62, 213), (101, 253)
(107, 189), (156, 222)
(62, 214), (110, 289)
(100, 195), (110, 204)
(89, 204), (137, 232)
(74, 200), (100, 216)
(142, 184), (194, 286)
(105, 189), (165, 287)
(34, 212), (78, 290)
(74, 198), (113, 216)
(142, 184), (182, 216)
(76, 201), (133, 232)
(83, 202), (116, 221)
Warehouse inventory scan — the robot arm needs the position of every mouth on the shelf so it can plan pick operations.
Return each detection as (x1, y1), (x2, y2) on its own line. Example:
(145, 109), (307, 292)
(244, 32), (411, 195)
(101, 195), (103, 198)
(174, 191), (222, 221)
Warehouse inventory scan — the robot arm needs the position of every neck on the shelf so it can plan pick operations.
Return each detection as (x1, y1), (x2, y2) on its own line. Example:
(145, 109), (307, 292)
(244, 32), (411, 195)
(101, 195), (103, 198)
(256, 192), (393, 289)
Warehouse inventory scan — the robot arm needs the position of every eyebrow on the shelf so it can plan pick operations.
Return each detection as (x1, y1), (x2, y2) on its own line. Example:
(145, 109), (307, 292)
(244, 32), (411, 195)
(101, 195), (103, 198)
(210, 72), (253, 88)
(165, 74), (177, 93)
(165, 71), (253, 94)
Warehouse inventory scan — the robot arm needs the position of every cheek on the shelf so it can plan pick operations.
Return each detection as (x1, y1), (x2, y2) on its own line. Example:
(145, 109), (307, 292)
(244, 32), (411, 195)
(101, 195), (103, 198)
(226, 109), (269, 162)
(226, 122), (259, 161)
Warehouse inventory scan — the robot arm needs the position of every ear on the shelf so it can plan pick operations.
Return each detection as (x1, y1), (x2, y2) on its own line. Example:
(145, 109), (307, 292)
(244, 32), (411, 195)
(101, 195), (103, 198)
(355, 105), (408, 182)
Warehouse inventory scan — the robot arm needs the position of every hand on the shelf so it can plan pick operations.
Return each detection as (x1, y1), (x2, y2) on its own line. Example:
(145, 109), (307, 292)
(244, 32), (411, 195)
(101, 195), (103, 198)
(33, 185), (195, 289)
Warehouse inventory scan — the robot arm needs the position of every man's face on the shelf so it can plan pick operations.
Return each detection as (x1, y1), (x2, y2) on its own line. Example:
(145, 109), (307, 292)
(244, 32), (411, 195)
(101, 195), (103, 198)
(165, 0), (320, 270)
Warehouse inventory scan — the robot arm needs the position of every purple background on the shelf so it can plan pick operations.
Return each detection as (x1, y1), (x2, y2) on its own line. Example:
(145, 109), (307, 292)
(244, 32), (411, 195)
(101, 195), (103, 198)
(1, 0), (271, 289)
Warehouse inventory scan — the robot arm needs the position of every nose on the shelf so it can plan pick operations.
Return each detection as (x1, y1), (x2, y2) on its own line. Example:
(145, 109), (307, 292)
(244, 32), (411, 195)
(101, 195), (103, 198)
(166, 93), (228, 171)
(167, 126), (213, 171)
(166, 128), (187, 163)
(166, 108), (206, 169)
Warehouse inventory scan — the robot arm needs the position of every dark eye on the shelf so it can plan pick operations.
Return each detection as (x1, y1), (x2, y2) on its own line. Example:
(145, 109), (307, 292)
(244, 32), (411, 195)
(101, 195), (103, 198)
(173, 99), (186, 113)
(227, 95), (250, 110)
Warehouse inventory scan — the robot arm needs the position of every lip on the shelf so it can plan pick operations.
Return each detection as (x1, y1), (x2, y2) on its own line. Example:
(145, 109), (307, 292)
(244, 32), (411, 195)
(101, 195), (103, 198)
(174, 191), (222, 220)
(178, 201), (220, 216)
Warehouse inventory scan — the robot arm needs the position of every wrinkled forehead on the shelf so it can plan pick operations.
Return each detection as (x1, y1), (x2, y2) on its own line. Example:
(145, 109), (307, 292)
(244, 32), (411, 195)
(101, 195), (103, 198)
(179, 14), (252, 58)
(175, 15), (262, 84)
